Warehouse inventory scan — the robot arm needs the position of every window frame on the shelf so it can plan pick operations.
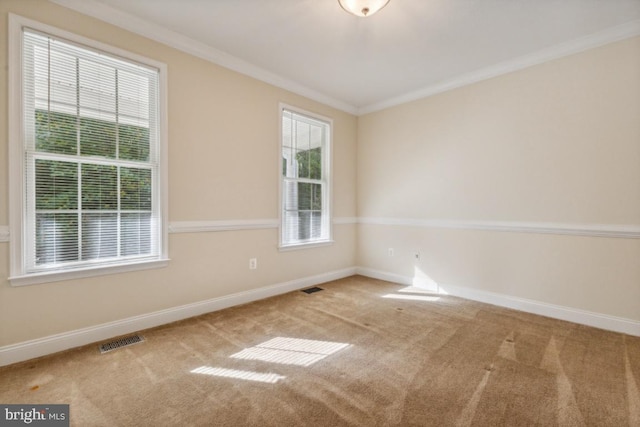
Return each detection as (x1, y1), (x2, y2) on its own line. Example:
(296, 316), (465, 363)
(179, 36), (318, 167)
(8, 14), (169, 286)
(278, 103), (333, 250)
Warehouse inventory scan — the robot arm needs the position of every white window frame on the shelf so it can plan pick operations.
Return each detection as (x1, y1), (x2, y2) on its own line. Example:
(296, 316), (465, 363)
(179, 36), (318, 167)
(8, 14), (169, 286)
(278, 103), (333, 250)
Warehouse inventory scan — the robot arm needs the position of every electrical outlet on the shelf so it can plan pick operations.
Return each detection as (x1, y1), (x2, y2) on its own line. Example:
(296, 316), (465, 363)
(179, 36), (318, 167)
(388, 248), (394, 256)
(249, 258), (257, 270)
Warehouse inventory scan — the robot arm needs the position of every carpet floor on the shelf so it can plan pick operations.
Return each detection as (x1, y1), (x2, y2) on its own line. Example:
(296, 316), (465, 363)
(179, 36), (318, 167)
(1, 275), (639, 426)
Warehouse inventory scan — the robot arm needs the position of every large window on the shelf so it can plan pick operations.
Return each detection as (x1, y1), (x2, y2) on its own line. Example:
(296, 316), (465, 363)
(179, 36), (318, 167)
(9, 16), (168, 285)
(280, 106), (331, 248)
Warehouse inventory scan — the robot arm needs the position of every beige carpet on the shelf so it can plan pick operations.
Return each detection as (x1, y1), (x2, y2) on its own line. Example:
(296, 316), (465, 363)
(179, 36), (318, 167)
(1, 275), (639, 426)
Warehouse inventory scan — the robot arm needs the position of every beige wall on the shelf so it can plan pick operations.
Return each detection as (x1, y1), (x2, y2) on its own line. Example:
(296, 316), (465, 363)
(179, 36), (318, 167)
(1, 0), (638, 351)
(357, 36), (640, 321)
(0, 0), (357, 346)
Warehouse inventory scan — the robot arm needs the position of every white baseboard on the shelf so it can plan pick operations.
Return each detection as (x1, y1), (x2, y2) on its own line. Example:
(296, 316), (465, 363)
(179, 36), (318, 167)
(355, 267), (414, 286)
(355, 266), (640, 337)
(3, 265), (637, 367)
(0, 267), (356, 367)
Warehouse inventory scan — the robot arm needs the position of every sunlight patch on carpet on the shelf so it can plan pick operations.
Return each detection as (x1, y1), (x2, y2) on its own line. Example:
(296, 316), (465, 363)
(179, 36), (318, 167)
(398, 286), (439, 295)
(190, 366), (286, 384)
(230, 337), (350, 367)
(382, 294), (440, 302)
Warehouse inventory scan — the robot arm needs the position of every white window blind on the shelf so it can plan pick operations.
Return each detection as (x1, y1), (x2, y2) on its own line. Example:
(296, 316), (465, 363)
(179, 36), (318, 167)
(21, 28), (162, 274)
(281, 107), (331, 247)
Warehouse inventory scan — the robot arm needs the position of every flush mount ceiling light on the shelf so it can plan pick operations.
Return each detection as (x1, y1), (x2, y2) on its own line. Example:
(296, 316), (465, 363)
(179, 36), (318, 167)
(338, 0), (390, 17)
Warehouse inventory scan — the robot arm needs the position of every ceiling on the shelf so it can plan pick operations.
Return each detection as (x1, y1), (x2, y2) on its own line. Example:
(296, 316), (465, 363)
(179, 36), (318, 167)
(52, 0), (640, 115)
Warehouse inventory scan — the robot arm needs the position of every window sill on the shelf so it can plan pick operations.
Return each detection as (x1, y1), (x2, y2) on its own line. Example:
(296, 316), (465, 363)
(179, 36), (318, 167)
(278, 240), (334, 252)
(9, 258), (170, 286)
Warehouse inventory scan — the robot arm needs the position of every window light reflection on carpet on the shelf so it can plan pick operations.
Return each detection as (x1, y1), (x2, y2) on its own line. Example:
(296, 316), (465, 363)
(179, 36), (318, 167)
(398, 286), (439, 294)
(230, 337), (350, 367)
(190, 366), (286, 384)
(382, 294), (441, 302)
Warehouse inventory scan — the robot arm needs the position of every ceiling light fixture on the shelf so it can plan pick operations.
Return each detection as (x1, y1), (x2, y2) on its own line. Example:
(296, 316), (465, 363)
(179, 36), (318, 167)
(338, 0), (390, 17)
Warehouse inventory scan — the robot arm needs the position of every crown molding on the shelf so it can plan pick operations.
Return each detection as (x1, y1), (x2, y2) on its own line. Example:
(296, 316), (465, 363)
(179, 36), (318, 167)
(358, 19), (640, 115)
(49, 0), (359, 115)
(358, 218), (640, 239)
(37, 2), (640, 116)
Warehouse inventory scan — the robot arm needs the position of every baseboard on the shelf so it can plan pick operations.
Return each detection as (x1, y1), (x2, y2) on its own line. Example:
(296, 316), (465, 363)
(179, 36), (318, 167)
(3, 265), (637, 367)
(355, 267), (414, 286)
(355, 267), (640, 337)
(0, 267), (357, 367)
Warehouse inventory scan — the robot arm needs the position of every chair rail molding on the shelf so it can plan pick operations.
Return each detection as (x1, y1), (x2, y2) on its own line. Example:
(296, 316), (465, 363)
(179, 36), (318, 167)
(357, 218), (640, 239)
(0, 226), (9, 243)
(169, 219), (279, 234)
(169, 217), (357, 234)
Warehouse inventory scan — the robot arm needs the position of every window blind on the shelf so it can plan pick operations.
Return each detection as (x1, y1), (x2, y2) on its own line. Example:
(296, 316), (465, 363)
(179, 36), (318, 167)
(281, 109), (330, 246)
(22, 29), (161, 272)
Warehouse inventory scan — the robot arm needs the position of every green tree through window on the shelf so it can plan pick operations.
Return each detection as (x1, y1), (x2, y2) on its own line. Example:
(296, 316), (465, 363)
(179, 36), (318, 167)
(281, 108), (331, 246)
(11, 18), (166, 284)
(33, 109), (153, 265)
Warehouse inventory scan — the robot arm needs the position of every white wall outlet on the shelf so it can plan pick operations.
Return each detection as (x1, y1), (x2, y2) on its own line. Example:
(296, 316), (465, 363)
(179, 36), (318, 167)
(249, 258), (257, 270)
(413, 251), (420, 260)
(388, 248), (394, 256)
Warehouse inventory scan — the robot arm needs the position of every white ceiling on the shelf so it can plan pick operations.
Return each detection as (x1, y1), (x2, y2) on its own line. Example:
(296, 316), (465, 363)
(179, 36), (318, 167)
(52, 0), (640, 114)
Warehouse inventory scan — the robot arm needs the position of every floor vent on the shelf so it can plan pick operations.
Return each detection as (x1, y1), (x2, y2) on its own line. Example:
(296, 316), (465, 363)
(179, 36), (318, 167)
(99, 334), (145, 354)
(302, 287), (324, 294)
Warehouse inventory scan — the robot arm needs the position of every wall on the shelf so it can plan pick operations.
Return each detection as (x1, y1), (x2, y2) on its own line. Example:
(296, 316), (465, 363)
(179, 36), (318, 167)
(1, 0), (638, 365)
(357, 36), (640, 324)
(0, 0), (357, 353)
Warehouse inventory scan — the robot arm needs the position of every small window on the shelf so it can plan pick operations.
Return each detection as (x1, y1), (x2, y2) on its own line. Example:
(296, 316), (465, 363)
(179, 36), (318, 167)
(280, 106), (332, 248)
(9, 15), (168, 285)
